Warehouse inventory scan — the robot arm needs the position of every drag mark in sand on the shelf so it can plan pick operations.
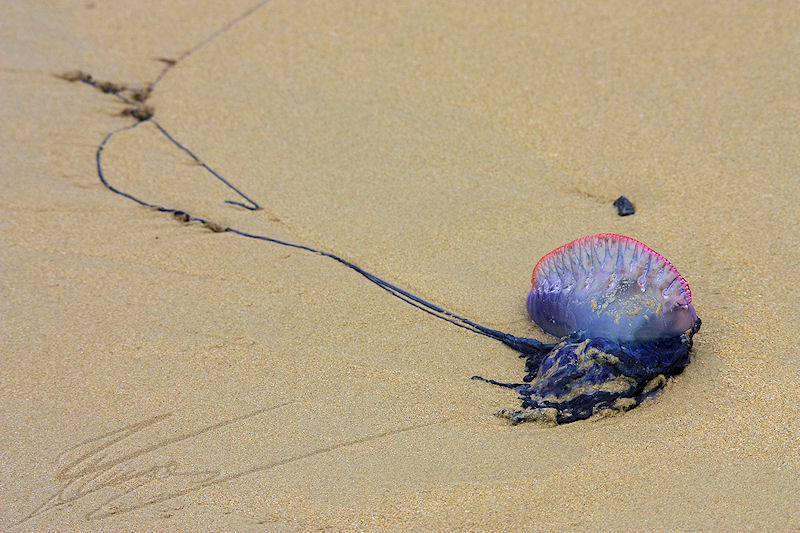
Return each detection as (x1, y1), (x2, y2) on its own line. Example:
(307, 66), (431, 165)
(17, 405), (450, 524)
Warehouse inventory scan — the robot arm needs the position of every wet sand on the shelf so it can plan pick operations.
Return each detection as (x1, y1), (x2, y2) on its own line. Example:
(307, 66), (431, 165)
(2, 1), (798, 530)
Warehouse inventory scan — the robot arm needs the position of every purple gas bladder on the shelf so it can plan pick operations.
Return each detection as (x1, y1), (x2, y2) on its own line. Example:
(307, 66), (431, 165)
(527, 233), (697, 343)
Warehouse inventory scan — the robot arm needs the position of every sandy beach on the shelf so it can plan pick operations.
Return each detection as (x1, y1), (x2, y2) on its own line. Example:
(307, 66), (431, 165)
(2, 1), (798, 530)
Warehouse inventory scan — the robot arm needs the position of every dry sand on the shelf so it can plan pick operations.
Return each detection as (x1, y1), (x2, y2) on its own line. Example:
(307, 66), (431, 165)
(2, 1), (798, 530)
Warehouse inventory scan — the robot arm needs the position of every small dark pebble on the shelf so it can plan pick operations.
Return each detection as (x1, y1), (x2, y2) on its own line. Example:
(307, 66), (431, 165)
(613, 195), (635, 216)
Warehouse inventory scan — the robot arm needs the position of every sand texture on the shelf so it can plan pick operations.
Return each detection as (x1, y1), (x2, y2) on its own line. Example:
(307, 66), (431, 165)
(2, 1), (798, 530)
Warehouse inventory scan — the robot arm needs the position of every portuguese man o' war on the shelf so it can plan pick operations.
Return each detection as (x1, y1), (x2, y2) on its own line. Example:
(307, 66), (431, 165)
(69, 55), (701, 426)
(81, 85), (701, 425)
(475, 233), (701, 424)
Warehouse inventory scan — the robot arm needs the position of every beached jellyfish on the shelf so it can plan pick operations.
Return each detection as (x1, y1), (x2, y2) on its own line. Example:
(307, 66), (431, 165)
(71, 62), (699, 427)
(475, 233), (701, 424)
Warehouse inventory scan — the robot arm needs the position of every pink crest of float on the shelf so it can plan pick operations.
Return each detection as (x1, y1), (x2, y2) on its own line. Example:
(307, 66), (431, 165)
(532, 233), (692, 303)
